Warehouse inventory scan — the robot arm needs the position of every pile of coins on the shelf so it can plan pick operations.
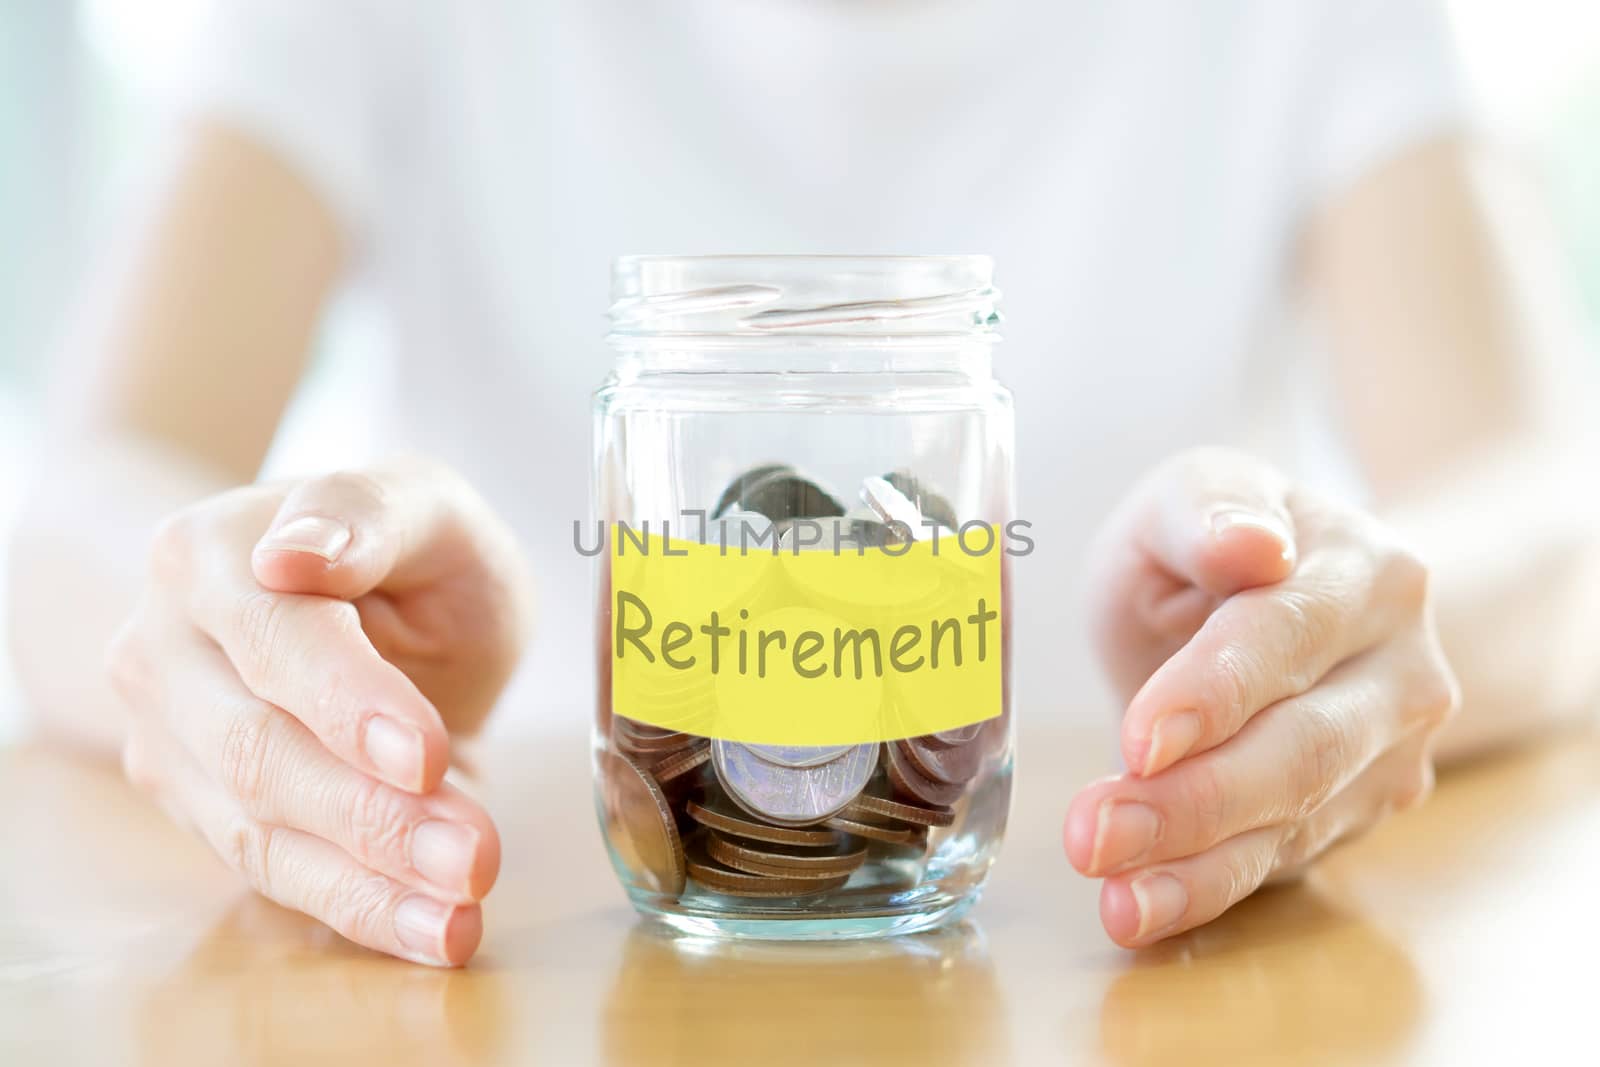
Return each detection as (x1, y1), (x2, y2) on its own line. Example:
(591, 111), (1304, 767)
(599, 465), (1000, 901)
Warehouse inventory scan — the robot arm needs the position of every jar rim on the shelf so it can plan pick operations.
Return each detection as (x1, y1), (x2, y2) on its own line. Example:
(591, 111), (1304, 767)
(608, 254), (1001, 343)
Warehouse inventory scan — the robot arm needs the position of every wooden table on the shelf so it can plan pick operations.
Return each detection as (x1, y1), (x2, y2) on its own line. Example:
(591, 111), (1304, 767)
(3, 714), (1597, 1066)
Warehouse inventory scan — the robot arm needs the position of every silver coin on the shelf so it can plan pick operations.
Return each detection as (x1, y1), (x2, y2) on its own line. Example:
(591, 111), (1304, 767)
(746, 743), (855, 769)
(700, 510), (776, 553)
(859, 475), (924, 532)
(859, 476), (952, 542)
(712, 740), (878, 826)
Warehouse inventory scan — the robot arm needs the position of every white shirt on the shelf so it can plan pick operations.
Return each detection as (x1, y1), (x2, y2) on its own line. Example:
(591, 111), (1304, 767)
(181, 0), (1465, 732)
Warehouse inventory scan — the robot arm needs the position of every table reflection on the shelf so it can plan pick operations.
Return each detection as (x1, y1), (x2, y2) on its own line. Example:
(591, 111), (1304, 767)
(1098, 884), (1421, 1066)
(602, 921), (1005, 1066)
(133, 896), (510, 1067)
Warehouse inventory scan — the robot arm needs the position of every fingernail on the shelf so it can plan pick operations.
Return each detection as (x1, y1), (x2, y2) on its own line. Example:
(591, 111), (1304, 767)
(258, 515), (351, 561)
(394, 895), (452, 965)
(1143, 710), (1202, 775)
(411, 820), (479, 898)
(1130, 872), (1188, 940)
(364, 715), (424, 791)
(1092, 800), (1162, 873)
(1210, 508), (1295, 565)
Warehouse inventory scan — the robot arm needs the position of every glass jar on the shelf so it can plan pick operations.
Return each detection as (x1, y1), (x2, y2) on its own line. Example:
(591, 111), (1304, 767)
(591, 255), (1015, 939)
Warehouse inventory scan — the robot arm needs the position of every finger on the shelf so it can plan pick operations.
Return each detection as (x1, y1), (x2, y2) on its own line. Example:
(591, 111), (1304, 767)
(168, 751), (482, 966)
(1132, 447), (1298, 599)
(1124, 515), (1428, 775)
(160, 629), (500, 901)
(163, 502), (449, 792)
(1067, 645), (1426, 876)
(1267, 733), (1434, 882)
(1085, 447), (1295, 703)
(1097, 737), (1437, 947)
(1097, 826), (1281, 947)
(249, 462), (511, 601)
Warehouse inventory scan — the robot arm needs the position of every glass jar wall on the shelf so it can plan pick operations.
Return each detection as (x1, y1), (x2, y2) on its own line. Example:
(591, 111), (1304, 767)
(592, 256), (1015, 939)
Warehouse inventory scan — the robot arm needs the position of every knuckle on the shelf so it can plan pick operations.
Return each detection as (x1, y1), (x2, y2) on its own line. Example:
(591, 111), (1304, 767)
(1415, 657), (1462, 731)
(1393, 758), (1437, 812)
(148, 510), (199, 582)
(317, 867), (396, 939)
(1267, 588), (1337, 693)
(233, 589), (293, 687)
(1382, 548), (1431, 615)
(103, 625), (153, 706)
(1199, 641), (1264, 733)
(344, 776), (415, 866)
(218, 706), (277, 810)
(1177, 759), (1230, 847)
(1273, 820), (1314, 872)
(120, 735), (159, 792)
(220, 815), (276, 890)
(1288, 704), (1351, 817)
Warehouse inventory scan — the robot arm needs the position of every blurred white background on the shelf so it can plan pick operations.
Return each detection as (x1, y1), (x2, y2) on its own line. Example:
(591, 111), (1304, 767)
(2, 0), (1598, 739)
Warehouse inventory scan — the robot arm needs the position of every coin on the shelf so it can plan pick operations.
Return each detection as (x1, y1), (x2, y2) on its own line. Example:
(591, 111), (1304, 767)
(882, 470), (959, 531)
(712, 463), (793, 518)
(730, 470), (845, 523)
(859, 475), (926, 536)
(705, 830), (868, 876)
(685, 840), (849, 897)
(598, 749), (686, 896)
(845, 793), (956, 828)
(746, 743), (855, 769)
(649, 741), (711, 783)
(899, 733), (986, 786)
(613, 718), (697, 751)
(822, 815), (921, 846)
(700, 509), (775, 553)
(684, 799), (844, 848)
(708, 850), (859, 881)
(929, 724), (983, 747)
(885, 741), (965, 807)
(614, 727), (699, 761)
(713, 740), (878, 826)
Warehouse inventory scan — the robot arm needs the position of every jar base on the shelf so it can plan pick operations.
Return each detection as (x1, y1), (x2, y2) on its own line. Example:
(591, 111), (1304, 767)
(629, 890), (981, 941)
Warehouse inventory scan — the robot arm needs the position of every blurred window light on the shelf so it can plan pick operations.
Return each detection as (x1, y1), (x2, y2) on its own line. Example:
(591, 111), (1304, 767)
(79, 0), (210, 96)
(1446, 0), (1600, 138)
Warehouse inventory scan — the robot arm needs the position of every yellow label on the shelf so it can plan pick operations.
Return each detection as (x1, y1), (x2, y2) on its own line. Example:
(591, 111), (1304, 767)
(609, 527), (1002, 744)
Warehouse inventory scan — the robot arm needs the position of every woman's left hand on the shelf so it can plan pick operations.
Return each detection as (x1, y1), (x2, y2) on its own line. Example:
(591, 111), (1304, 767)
(1068, 447), (1459, 946)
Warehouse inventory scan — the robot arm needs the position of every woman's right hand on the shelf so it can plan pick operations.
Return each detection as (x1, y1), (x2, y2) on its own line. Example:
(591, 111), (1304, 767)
(106, 460), (534, 966)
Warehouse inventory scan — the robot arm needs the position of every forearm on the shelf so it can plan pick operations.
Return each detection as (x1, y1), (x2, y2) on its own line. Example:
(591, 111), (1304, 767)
(6, 437), (230, 754)
(1382, 439), (1600, 764)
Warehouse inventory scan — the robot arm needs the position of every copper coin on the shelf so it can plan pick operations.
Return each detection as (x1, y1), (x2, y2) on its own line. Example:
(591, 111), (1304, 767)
(845, 793), (956, 828)
(614, 719), (695, 751)
(885, 742), (965, 807)
(598, 749), (685, 896)
(822, 815), (920, 846)
(928, 724), (983, 747)
(706, 830), (867, 875)
(685, 799), (844, 848)
(685, 841), (848, 898)
(615, 716), (680, 740)
(649, 742), (711, 783)
(614, 726), (692, 749)
(899, 734), (985, 786)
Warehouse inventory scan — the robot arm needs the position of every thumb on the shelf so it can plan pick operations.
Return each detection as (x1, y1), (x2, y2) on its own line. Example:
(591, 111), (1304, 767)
(1141, 447), (1297, 597)
(250, 463), (478, 599)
